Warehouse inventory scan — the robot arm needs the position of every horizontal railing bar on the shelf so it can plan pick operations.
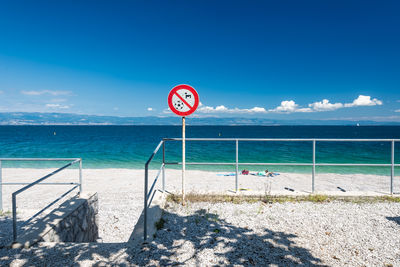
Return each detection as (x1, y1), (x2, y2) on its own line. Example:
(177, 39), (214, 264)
(186, 162), (236, 165)
(237, 163), (312, 166)
(163, 138), (400, 142)
(12, 159), (80, 196)
(0, 158), (80, 161)
(1, 182), (79, 185)
(316, 163), (396, 167)
(311, 139), (399, 142)
(166, 162), (310, 166)
(165, 162), (400, 167)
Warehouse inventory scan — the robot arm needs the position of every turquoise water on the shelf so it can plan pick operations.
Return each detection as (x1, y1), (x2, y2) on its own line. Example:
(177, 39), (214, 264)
(0, 125), (399, 175)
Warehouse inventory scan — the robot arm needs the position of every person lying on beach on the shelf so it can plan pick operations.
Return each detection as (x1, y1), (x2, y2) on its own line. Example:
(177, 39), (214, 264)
(247, 170), (280, 177)
(265, 169), (276, 177)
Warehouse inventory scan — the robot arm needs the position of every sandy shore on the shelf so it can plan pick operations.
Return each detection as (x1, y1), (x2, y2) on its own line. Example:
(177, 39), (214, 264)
(1, 167), (399, 212)
(1, 167), (398, 212)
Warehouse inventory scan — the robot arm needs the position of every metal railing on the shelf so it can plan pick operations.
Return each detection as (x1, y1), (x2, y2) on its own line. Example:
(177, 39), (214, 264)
(144, 141), (165, 241)
(0, 158), (82, 242)
(144, 138), (399, 240)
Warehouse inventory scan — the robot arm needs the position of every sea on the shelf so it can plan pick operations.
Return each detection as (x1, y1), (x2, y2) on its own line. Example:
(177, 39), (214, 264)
(0, 125), (399, 175)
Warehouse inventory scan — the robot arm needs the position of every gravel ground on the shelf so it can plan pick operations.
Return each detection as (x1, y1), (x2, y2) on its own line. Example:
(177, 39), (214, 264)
(1, 168), (400, 266)
(4, 167), (396, 246)
(153, 201), (400, 266)
(1, 201), (399, 266)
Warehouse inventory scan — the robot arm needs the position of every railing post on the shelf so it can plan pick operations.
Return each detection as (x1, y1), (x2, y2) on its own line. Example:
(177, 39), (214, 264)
(12, 193), (17, 242)
(144, 164), (148, 241)
(0, 160), (2, 212)
(162, 141), (165, 192)
(79, 159), (83, 194)
(391, 140), (394, 195)
(235, 139), (239, 193)
(312, 140), (316, 193)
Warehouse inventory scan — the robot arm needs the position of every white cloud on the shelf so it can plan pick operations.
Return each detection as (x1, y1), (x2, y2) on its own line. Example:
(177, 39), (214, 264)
(147, 107), (154, 111)
(0, 90), (3, 94)
(197, 105), (214, 113)
(308, 99), (343, 111)
(166, 95), (383, 116)
(270, 95), (382, 113)
(249, 107), (267, 113)
(162, 108), (172, 114)
(395, 109), (400, 113)
(45, 104), (70, 109)
(22, 90), (72, 96)
(215, 105), (228, 112)
(198, 105), (267, 114)
(344, 95), (382, 107)
(269, 100), (312, 113)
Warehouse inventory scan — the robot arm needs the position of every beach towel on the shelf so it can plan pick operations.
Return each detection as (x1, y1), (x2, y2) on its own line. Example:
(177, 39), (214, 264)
(250, 172), (266, 177)
(249, 171), (280, 177)
(216, 173), (236, 176)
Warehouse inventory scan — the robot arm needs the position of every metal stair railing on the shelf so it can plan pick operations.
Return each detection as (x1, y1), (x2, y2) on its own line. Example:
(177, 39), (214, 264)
(0, 158), (82, 242)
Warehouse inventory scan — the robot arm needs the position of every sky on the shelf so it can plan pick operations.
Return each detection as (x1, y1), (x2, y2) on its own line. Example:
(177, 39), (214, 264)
(0, 0), (399, 121)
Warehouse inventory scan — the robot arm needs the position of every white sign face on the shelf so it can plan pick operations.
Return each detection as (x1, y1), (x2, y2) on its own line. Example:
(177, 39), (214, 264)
(171, 89), (196, 112)
(168, 84), (199, 116)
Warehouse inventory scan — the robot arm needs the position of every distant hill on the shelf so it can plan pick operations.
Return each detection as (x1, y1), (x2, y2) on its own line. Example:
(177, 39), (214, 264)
(0, 112), (399, 125)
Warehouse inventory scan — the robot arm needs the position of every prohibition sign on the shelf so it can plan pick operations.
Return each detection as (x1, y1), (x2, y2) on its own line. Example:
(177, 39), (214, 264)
(168, 84), (199, 116)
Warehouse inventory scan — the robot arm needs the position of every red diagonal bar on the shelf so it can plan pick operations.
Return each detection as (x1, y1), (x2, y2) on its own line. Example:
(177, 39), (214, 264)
(174, 91), (193, 109)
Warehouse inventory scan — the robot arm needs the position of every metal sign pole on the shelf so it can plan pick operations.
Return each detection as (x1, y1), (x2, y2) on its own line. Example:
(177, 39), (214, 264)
(182, 116), (186, 205)
(0, 160), (2, 212)
(167, 84), (199, 205)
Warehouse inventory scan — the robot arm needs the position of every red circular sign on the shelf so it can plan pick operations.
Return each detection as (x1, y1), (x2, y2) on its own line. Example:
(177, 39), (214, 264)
(168, 84), (199, 116)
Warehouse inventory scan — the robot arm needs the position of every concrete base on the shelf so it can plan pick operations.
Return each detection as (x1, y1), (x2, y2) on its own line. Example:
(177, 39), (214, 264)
(12, 192), (98, 248)
(129, 189), (166, 244)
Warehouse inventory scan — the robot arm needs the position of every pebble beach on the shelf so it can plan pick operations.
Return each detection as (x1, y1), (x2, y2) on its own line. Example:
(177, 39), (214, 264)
(0, 168), (399, 266)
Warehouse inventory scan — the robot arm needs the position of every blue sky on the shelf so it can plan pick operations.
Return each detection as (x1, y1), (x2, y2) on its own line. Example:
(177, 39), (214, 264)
(0, 0), (399, 121)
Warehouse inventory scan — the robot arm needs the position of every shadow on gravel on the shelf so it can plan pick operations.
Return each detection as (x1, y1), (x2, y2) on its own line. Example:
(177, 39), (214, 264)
(387, 216), (400, 225)
(0, 215), (13, 247)
(0, 207), (327, 266)
(0, 193), (84, 248)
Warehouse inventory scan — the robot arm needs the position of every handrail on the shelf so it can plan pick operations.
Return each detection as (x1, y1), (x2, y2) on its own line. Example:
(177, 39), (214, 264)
(164, 138), (400, 142)
(0, 158), (82, 242)
(165, 162), (400, 167)
(147, 164), (164, 200)
(144, 138), (398, 241)
(12, 159), (79, 196)
(144, 140), (165, 241)
(145, 141), (164, 166)
(0, 158), (82, 161)
(163, 138), (397, 194)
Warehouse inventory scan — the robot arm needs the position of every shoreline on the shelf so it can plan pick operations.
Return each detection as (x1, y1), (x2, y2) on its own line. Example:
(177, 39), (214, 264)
(0, 168), (398, 202)
(0, 166), (396, 176)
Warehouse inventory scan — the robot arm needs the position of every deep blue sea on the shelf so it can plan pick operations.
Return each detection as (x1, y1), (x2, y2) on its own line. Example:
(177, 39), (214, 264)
(0, 126), (399, 175)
